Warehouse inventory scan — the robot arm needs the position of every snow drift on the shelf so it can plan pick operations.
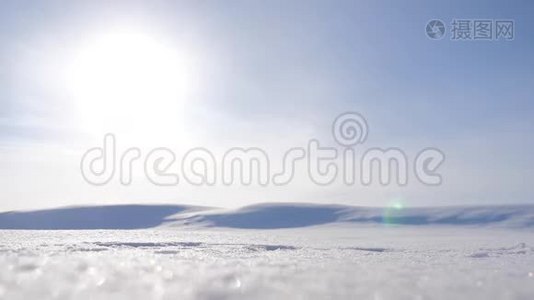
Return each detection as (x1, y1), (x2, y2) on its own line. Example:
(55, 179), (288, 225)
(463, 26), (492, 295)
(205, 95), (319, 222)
(1, 203), (534, 230)
(171, 203), (534, 229)
(0, 205), (207, 229)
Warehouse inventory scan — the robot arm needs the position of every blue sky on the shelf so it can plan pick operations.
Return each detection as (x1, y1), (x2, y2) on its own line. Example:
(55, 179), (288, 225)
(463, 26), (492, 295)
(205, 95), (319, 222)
(0, 0), (533, 210)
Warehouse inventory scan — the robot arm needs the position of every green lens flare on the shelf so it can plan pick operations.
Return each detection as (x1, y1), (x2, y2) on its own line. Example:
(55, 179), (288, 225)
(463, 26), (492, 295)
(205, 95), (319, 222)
(383, 200), (405, 226)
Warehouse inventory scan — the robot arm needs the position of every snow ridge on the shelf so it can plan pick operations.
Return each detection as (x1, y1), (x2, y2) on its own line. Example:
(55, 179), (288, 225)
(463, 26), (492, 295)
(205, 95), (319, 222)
(1, 203), (534, 229)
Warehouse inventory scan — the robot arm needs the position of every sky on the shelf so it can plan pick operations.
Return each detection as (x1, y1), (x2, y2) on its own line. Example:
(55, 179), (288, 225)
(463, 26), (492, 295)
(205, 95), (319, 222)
(0, 0), (533, 210)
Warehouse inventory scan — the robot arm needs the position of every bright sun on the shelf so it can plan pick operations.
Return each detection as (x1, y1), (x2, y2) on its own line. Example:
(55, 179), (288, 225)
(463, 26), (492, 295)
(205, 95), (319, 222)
(68, 30), (192, 141)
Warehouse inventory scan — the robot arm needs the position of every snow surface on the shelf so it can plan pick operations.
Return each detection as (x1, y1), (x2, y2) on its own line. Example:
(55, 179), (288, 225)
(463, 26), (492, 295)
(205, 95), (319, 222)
(1, 204), (534, 299)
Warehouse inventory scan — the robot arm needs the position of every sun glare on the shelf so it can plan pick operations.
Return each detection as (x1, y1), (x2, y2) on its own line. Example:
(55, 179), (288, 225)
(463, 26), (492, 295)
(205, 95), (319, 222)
(68, 30), (192, 141)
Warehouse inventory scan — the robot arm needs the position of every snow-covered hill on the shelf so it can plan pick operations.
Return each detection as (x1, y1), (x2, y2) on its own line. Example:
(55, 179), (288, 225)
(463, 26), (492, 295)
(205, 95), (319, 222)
(0, 205), (208, 229)
(170, 203), (534, 229)
(1, 203), (534, 229)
